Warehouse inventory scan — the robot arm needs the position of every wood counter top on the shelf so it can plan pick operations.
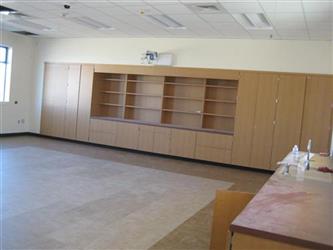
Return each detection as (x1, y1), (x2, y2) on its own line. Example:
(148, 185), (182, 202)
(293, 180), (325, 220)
(230, 154), (333, 250)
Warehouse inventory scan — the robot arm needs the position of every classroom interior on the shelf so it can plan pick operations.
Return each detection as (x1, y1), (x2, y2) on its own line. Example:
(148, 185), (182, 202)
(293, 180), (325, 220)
(0, 1), (332, 250)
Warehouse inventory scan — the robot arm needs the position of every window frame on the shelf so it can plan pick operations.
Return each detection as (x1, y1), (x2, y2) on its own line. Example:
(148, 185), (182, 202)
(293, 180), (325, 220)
(0, 44), (12, 102)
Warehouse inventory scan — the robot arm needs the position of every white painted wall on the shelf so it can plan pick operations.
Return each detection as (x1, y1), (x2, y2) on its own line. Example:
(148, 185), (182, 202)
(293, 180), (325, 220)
(0, 31), (37, 134)
(30, 37), (332, 133)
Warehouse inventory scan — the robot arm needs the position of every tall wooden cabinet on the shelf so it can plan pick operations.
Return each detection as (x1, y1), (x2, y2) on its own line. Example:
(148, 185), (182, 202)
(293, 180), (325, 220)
(40, 63), (332, 171)
(76, 65), (94, 141)
(41, 63), (81, 139)
(270, 75), (306, 168)
(300, 76), (333, 153)
(232, 73), (307, 169)
(249, 73), (279, 169)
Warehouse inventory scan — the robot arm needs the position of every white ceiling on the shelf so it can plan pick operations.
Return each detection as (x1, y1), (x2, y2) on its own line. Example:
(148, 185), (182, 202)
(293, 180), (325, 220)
(1, 0), (332, 41)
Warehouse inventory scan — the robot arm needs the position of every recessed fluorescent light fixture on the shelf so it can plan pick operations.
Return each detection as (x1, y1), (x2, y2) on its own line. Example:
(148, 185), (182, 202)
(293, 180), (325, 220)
(0, 5), (17, 15)
(8, 19), (52, 31)
(69, 16), (114, 30)
(146, 14), (186, 30)
(233, 13), (272, 30)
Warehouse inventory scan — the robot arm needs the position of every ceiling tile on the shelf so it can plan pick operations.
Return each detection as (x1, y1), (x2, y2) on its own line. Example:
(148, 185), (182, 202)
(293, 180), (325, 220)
(248, 30), (280, 39)
(265, 12), (305, 23)
(220, 2), (263, 13)
(121, 4), (161, 15)
(259, 1), (303, 13)
(271, 21), (307, 30)
(302, 1), (332, 13)
(150, 4), (193, 14)
(199, 13), (235, 22)
(307, 22), (332, 30)
(305, 12), (332, 22)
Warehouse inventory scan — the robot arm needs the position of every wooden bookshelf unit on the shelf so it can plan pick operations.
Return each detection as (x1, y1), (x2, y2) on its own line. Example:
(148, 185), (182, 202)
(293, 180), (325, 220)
(41, 63), (333, 170)
(91, 72), (239, 134)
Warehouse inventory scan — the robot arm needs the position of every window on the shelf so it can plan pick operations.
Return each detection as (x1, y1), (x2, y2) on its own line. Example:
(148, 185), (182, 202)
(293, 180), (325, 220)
(0, 45), (12, 102)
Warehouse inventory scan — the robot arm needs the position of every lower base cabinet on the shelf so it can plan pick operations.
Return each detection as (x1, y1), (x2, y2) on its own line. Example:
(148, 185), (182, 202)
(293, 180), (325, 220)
(115, 123), (139, 149)
(170, 129), (196, 158)
(89, 119), (117, 146)
(138, 125), (154, 152)
(152, 127), (171, 155)
(195, 132), (233, 163)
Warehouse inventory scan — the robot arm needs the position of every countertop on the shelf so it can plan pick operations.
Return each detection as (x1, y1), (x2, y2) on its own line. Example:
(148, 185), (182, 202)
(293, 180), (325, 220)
(230, 153), (333, 250)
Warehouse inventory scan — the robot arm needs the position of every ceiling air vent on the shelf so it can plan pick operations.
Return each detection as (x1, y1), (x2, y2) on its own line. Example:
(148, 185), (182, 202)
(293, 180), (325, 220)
(186, 3), (226, 14)
(12, 31), (38, 36)
(8, 19), (51, 31)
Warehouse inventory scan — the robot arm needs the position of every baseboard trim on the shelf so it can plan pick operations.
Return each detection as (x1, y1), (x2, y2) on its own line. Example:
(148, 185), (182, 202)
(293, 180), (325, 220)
(7, 133), (274, 174)
(0, 132), (35, 137)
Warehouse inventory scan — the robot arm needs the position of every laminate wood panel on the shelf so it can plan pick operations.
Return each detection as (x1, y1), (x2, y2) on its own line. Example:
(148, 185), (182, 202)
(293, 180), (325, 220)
(170, 129), (196, 158)
(116, 122), (139, 149)
(232, 233), (310, 250)
(76, 64), (94, 141)
(153, 127), (171, 155)
(40, 63), (68, 137)
(210, 191), (254, 250)
(270, 75), (306, 169)
(195, 146), (232, 164)
(95, 64), (240, 80)
(63, 65), (81, 139)
(300, 76), (333, 153)
(138, 125), (154, 152)
(196, 132), (233, 149)
(250, 73), (279, 169)
(232, 72), (259, 167)
(90, 119), (117, 133)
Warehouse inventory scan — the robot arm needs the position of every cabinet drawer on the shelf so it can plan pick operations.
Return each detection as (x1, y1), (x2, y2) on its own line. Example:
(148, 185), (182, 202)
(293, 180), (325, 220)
(196, 132), (233, 149)
(90, 119), (117, 133)
(195, 146), (232, 164)
(170, 129), (196, 158)
(153, 127), (171, 154)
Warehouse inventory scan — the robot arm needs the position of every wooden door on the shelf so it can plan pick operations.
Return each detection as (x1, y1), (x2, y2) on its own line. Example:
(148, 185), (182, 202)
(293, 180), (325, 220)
(40, 63), (68, 137)
(63, 65), (81, 139)
(300, 76), (333, 153)
(250, 73), (279, 169)
(76, 64), (94, 141)
(232, 72), (259, 167)
(170, 129), (196, 158)
(270, 74), (306, 169)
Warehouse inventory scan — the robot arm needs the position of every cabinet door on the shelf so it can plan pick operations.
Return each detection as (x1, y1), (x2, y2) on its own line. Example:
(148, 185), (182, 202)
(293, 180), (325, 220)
(301, 76), (333, 153)
(116, 122), (139, 149)
(232, 72), (259, 167)
(138, 125), (154, 152)
(76, 64), (94, 141)
(195, 132), (233, 163)
(63, 65), (81, 139)
(40, 63), (68, 137)
(170, 129), (196, 158)
(89, 119), (117, 146)
(270, 74), (306, 169)
(250, 73), (279, 169)
(153, 127), (171, 154)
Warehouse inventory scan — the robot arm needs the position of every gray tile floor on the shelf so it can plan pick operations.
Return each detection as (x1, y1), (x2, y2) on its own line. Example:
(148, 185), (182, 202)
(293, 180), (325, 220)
(1, 135), (271, 250)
